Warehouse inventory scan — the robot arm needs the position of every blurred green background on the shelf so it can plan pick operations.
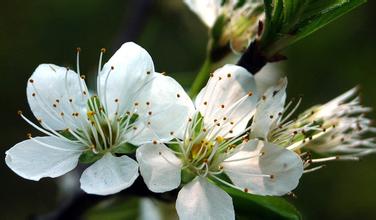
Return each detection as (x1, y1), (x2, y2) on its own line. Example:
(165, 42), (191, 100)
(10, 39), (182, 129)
(1, 0), (375, 219)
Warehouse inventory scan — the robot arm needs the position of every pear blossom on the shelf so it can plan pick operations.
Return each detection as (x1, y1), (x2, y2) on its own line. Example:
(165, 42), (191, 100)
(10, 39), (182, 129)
(136, 64), (304, 220)
(184, 0), (264, 52)
(250, 84), (375, 171)
(5, 42), (192, 195)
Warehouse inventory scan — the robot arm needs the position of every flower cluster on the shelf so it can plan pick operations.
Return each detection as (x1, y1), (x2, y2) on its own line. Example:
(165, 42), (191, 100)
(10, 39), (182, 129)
(5, 42), (375, 219)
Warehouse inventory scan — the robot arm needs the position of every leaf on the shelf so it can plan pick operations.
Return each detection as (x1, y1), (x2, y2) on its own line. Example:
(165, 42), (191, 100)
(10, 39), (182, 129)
(260, 0), (366, 56)
(222, 185), (302, 220)
(79, 150), (103, 164)
(112, 142), (138, 154)
(85, 197), (139, 220)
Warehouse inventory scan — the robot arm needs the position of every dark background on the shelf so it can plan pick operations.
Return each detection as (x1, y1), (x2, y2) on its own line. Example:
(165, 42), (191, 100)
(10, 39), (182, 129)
(1, 0), (375, 219)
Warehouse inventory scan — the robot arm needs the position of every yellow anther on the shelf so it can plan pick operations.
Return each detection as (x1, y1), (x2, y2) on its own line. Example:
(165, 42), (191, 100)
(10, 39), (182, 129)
(216, 136), (224, 143)
(87, 111), (95, 117)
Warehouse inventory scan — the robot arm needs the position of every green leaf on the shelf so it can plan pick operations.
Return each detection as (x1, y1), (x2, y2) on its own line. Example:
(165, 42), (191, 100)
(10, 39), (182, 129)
(79, 150), (103, 164)
(260, 0), (366, 57)
(85, 197), (139, 220)
(222, 185), (302, 220)
(112, 142), (138, 154)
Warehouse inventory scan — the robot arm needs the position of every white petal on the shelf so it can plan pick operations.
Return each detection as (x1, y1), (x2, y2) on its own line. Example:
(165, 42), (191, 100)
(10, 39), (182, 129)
(176, 177), (235, 220)
(140, 198), (162, 220)
(5, 136), (84, 181)
(136, 143), (182, 193)
(195, 64), (258, 138)
(184, 0), (222, 27)
(254, 63), (283, 95)
(126, 74), (195, 145)
(27, 64), (88, 130)
(98, 42), (155, 117)
(80, 153), (139, 195)
(223, 140), (303, 196)
(251, 77), (287, 139)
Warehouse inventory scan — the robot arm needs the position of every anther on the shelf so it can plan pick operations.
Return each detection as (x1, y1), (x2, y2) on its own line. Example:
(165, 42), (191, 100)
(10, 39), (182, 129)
(262, 95), (266, 100)
(248, 91), (253, 96)
(146, 71), (151, 75)
(188, 118), (192, 122)
(17, 110), (22, 115)
(153, 140), (158, 145)
(55, 99), (60, 103)
(218, 77), (222, 80)
(111, 66), (114, 70)
(60, 112), (64, 116)
(227, 73), (231, 78)
(53, 104), (57, 108)
(269, 115), (274, 119)
(170, 131), (174, 135)
(100, 48), (106, 53)
(80, 75), (86, 79)
(244, 188), (249, 193)
(134, 102), (139, 106)
(270, 174), (275, 179)
(148, 111), (152, 116)
(69, 98), (73, 102)
(202, 128), (207, 132)
(114, 99), (119, 103)
(32, 93), (36, 97)
(177, 93), (180, 98)
(220, 104), (225, 109)
(146, 101), (150, 106)
(76, 47), (81, 52)
(204, 101), (208, 105)
(223, 117), (227, 121)
(83, 91), (87, 95)
(229, 130), (233, 133)
(27, 133), (32, 139)
(29, 79), (34, 83)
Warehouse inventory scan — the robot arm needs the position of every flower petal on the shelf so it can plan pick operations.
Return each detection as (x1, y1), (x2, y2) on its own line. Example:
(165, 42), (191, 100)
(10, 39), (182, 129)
(136, 143), (182, 193)
(195, 64), (258, 138)
(251, 77), (287, 139)
(254, 63), (283, 95)
(80, 153), (139, 195)
(223, 140), (303, 196)
(176, 177), (235, 220)
(27, 64), (88, 130)
(184, 0), (222, 27)
(5, 136), (84, 181)
(126, 74), (195, 145)
(98, 42), (155, 117)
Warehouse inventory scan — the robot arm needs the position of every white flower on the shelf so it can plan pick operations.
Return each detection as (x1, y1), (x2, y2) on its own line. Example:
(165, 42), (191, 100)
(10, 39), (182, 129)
(5, 42), (192, 195)
(251, 84), (375, 172)
(184, 0), (264, 52)
(136, 64), (304, 220)
(289, 88), (375, 157)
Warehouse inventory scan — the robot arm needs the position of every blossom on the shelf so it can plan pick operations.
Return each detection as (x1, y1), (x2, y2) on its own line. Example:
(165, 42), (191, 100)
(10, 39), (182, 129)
(5, 42), (192, 195)
(287, 88), (375, 157)
(184, 0), (264, 52)
(251, 85), (375, 171)
(136, 64), (304, 220)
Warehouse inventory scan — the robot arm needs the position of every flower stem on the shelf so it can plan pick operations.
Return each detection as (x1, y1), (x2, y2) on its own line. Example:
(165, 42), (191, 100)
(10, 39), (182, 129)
(189, 57), (212, 98)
